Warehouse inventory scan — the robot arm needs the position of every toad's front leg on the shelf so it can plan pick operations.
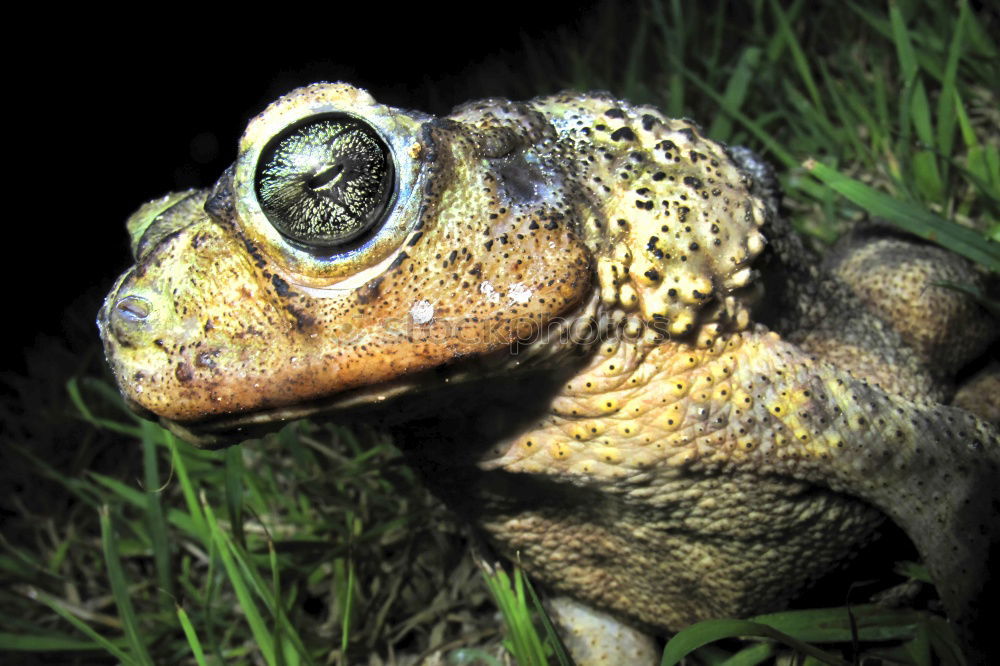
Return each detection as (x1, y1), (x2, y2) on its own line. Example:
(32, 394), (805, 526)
(472, 329), (998, 663)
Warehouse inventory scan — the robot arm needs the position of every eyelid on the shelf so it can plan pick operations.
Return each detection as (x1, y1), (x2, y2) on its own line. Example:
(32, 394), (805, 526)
(228, 83), (429, 285)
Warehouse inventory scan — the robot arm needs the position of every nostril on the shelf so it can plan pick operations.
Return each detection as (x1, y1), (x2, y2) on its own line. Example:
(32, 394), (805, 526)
(115, 295), (151, 322)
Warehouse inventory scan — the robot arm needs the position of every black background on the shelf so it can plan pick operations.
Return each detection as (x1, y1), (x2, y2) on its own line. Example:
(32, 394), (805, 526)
(11, 4), (606, 375)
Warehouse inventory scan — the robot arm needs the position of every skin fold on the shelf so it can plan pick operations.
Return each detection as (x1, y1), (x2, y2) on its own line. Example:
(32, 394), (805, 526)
(99, 83), (999, 663)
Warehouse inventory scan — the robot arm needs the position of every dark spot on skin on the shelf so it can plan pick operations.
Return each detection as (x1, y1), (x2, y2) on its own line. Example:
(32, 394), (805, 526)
(175, 362), (194, 383)
(604, 108), (625, 118)
(388, 251), (409, 271)
(646, 236), (664, 259)
(356, 276), (383, 305)
(407, 231), (424, 246)
(652, 172), (666, 181)
(683, 176), (703, 190)
(485, 240), (494, 250)
(641, 114), (658, 131)
(644, 269), (661, 282)
(286, 305), (315, 331)
(498, 155), (545, 204)
(271, 275), (291, 298)
(610, 127), (636, 142)
(242, 238), (267, 269)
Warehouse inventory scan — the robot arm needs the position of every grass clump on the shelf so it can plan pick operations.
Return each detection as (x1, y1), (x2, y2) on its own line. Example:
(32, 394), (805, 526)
(3, 376), (497, 664)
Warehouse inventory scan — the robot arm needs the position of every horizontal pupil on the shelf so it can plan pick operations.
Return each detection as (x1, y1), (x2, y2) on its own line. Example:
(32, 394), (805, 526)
(308, 163), (344, 189)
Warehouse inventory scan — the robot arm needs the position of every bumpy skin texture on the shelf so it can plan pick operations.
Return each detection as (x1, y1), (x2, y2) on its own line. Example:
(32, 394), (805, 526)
(99, 84), (999, 661)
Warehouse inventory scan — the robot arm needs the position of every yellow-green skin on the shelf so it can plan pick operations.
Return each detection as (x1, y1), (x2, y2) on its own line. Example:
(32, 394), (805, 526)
(99, 83), (999, 661)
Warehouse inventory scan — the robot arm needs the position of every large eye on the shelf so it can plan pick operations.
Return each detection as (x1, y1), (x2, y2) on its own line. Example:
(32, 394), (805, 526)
(254, 115), (395, 249)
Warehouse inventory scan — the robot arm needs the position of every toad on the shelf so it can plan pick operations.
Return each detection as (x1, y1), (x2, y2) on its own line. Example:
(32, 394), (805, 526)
(99, 83), (999, 663)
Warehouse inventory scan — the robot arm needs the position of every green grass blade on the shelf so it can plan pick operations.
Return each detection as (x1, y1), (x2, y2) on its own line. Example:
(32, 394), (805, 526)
(905, 617), (933, 666)
(523, 573), (572, 666)
(962, 2), (998, 58)
(913, 148), (944, 201)
(621, 7), (648, 101)
(224, 446), (246, 548)
(67, 377), (145, 438)
(268, 537), (293, 666)
(201, 493), (276, 665)
(674, 64), (795, 168)
(89, 472), (203, 538)
(165, 429), (210, 540)
(718, 641), (777, 666)
(817, 63), (869, 162)
(142, 420), (173, 607)
(749, 605), (921, 642)
(889, 2), (919, 83)
(648, 0), (686, 117)
(176, 604), (209, 666)
(804, 159), (1000, 270)
(0, 631), (110, 652)
(337, 551), (356, 654)
(480, 562), (549, 666)
(871, 57), (891, 154)
(894, 560), (933, 584)
(209, 501), (315, 665)
(21, 587), (135, 663)
(708, 46), (763, 140)
(909, 78), (935, 149)
(100, 506), (154, 666)
(660, 618), (850, 666)
(768, 0), (823, 112)
(952, 88), (978, 150)
(935, 0), (967, 165)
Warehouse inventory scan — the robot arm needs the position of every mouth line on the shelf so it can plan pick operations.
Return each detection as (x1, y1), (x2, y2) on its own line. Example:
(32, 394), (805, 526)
(158, 376), (421, 448)
(154, 339), (581, 448)
(124, 290), (602, 449)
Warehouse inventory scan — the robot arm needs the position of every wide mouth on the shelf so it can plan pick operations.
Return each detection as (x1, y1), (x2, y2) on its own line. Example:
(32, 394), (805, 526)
(152, 338), (586, 449)
(157, 375), (420, 448)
